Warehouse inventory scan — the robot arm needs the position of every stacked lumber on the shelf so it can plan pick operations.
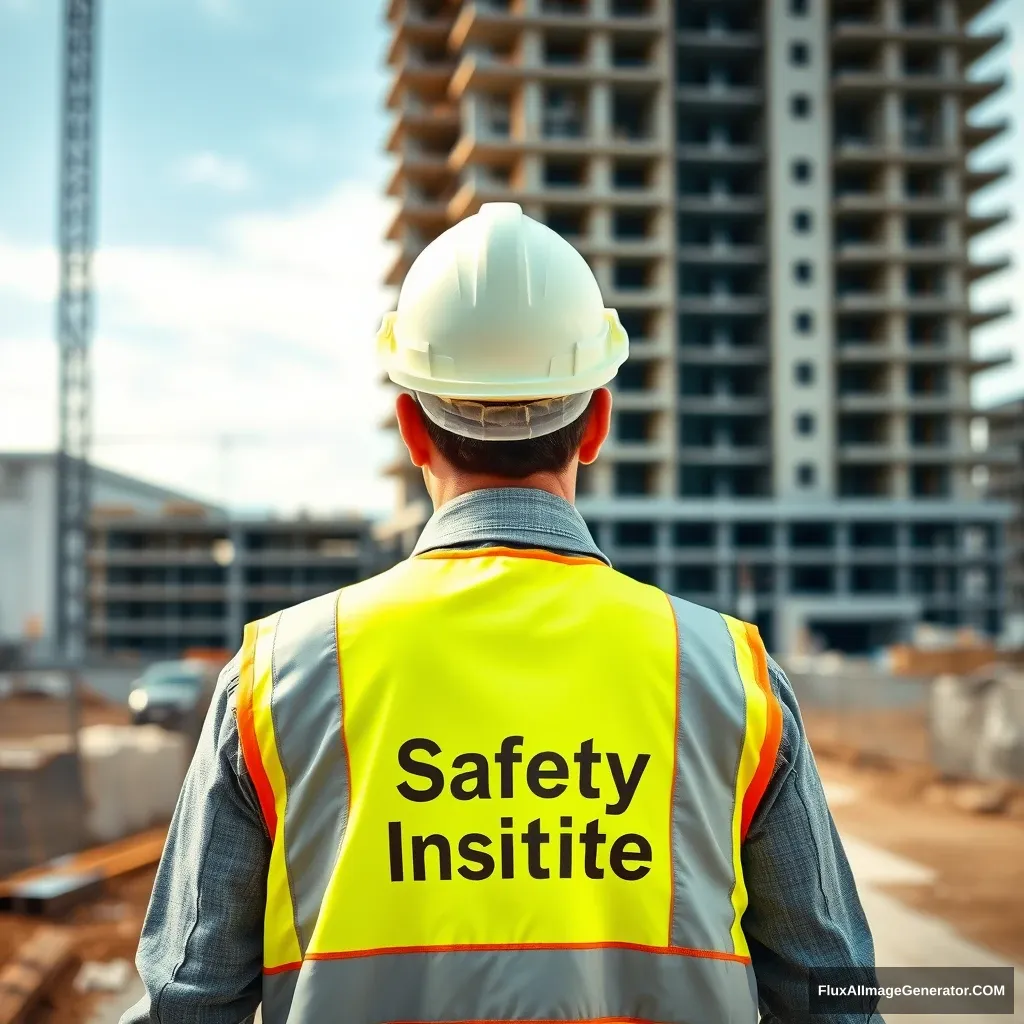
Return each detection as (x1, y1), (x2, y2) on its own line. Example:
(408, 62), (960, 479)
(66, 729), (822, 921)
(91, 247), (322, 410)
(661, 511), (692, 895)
(0, 927), (74, 1024)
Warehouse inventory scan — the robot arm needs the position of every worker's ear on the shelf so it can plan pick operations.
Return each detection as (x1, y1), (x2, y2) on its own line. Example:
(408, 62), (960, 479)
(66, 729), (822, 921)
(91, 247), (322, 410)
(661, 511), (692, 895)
(578, 388), (612, 466)
(395, 392), (433, 469)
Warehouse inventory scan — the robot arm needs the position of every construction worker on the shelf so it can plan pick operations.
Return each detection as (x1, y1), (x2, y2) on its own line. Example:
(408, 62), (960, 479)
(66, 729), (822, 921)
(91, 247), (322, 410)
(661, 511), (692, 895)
(123, 203), (882, 1024)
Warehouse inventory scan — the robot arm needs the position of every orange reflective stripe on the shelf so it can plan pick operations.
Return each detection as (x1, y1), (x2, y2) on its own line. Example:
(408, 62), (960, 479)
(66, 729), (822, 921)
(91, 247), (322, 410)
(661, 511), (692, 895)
(237, 620), (277, 838)
(415, 546), (607, 568)
(305, 940), (749, 964)
(739, 623), (782, 841)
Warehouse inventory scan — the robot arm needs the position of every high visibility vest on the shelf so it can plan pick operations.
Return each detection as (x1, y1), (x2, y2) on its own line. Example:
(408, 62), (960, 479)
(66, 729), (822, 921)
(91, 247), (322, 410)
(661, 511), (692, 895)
(237, 547), (782, 1024)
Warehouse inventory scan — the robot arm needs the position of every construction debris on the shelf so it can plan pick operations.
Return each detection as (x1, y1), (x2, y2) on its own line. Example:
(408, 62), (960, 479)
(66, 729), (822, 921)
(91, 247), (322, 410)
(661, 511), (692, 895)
(72, 958), (131, 995)
(0, 927), (74, 1024)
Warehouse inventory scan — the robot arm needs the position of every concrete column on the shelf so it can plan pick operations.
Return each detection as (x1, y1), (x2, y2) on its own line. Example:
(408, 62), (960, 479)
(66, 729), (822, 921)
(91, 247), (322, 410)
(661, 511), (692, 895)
(835, 521), (851, 595)
(226, 523), (245, 652)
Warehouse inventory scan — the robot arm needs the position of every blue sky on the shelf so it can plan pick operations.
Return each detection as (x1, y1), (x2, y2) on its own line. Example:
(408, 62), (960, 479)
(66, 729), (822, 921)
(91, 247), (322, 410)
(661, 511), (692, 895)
(0, 0), (1021, 516)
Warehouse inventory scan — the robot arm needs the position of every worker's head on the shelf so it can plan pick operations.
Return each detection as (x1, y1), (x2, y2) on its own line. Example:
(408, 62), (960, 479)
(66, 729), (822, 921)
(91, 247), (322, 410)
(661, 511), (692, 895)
(378, 203), (628, 506)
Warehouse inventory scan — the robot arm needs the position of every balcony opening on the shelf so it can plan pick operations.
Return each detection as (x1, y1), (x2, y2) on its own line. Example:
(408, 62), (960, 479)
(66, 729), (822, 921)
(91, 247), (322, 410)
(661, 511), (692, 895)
(907, 315), (947, 347)
(727, 466), (769, 496)
(908, 365), (948, 395)
(910, 414), (949, 446)
(680, 366), (714, 397)
(679, 466), (715, 497)
(905, 216), (945, 247)
(833, 0), (880, 26)
(911, 465), (950, 498)
(543, 157), (587, 187)
(612, 0), (653, 17)
(543, 86), (588, 138)
(840, 414), (887, 444)
(680, 416), (715, 447)
(836, 266), (883, 296)
(790, 566), (834, 595)
(835, 167), (880, 196)
(543, 33), (587, 66)
(676, 2), (758, 33)
(616, 358), (652, 392)
(838, 365), (887, 395)
(613, 159), (652, 190)
(613, 208), (653, 239)
(614, 521), (655, 547)
(674, 566), (715, 596)
(851, 565), (898, 594)
(906, 266), (945, 296)
(612, 35), (653, 67)
(839, 465), (890, 497)
(614, 463), (655, 496)
(674, 522), (715, 547)
(851, 522), (896, 547)
(902, 0), (938, 27)
(734, 523), (772, 548)
(905, 167), (944, 197)
(616, 411), (653, 441)
(836, 215), (882, 246)
(614, 260), (655, 290)
(837, 314), (885, 345)
(903, 98), (942, 149)
(617, 308), (654, 340)
(903, 46), (941, 77)
(544, 206), (586, 239)
(833, 44), (879, 74)
(790, 522), (834, 549)
(835, 100), (880, 148)
(911, 523), (955, 549)
(612, 89), (654, 141)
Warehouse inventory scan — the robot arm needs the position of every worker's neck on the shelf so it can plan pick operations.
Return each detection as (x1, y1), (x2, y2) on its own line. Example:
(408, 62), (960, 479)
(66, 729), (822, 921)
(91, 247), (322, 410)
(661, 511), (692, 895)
(427, 470), (576, 510)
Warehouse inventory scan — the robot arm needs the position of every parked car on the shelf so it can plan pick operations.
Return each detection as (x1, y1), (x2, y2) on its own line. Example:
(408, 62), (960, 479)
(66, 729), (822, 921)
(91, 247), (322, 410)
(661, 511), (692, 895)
(127, 660), (216, 731)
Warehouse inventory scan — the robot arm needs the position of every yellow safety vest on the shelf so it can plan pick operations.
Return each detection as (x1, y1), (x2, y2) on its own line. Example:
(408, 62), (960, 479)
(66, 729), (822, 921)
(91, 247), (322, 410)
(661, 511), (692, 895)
(237, 547), (782, 1023)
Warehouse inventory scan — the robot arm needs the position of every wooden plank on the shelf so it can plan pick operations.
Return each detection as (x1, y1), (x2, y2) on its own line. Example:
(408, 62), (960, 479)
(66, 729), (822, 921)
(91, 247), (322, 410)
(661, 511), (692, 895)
(0, 927), (74, 1024)
(0, 827), (166, 899)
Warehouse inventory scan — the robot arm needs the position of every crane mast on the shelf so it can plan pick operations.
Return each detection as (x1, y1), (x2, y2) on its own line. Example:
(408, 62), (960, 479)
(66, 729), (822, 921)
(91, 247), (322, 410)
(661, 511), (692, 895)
(54, 0), (98, 662)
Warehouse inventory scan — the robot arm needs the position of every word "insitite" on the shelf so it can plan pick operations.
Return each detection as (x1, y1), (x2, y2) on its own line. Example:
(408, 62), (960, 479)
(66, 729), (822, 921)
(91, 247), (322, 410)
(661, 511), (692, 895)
(387, 736), (655, 883)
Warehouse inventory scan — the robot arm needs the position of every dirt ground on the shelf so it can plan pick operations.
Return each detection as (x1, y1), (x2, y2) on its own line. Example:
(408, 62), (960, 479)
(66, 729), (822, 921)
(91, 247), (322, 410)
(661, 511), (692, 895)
(815, 749), (1024, 966)
(1, 866), (155, 1023)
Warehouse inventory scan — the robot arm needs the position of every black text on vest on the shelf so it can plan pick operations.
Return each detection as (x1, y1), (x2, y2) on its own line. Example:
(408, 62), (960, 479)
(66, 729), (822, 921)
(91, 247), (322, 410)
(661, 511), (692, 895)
(387, 736), (654, 883)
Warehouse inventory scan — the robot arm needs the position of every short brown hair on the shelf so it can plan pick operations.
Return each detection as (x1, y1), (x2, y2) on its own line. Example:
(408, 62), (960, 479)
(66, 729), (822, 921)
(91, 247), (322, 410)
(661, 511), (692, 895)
(421, 398), (593, 479)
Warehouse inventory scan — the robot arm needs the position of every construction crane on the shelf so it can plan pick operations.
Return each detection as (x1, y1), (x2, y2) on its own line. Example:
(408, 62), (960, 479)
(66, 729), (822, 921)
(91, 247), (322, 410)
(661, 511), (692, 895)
(54, 0), (99, 663)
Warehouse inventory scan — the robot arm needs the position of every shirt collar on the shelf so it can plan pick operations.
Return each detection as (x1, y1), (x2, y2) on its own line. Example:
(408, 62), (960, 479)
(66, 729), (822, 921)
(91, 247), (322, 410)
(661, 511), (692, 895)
(411, 487), (610, 566)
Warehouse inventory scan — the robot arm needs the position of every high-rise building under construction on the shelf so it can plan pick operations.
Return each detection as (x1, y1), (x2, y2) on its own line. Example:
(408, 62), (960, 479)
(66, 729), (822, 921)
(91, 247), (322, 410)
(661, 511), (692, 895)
(380, 0), (1014, 652)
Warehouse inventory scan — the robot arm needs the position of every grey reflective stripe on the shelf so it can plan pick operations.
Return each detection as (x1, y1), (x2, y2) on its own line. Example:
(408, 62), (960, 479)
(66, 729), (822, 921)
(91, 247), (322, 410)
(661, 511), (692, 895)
(269, 591), (349, 953)
(265, 947), (757, 1024)
(668, 597), (748, 954)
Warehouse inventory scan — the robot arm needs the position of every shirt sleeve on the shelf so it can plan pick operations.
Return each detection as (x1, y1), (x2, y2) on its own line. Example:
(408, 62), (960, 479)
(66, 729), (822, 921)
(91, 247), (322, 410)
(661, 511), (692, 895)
(120, 654), (269, 1024)
(741, 658), (885, 1024)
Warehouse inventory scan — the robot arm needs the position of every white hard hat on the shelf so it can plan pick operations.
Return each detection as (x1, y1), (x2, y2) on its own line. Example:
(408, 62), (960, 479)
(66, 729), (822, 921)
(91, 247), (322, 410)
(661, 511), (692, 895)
(377, 203), (628, 438)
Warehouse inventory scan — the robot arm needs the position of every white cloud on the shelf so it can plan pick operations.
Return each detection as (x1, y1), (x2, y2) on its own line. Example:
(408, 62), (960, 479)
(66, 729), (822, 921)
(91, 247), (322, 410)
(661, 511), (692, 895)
(0, 184), (401, 516)
(174, 151), (252, 193)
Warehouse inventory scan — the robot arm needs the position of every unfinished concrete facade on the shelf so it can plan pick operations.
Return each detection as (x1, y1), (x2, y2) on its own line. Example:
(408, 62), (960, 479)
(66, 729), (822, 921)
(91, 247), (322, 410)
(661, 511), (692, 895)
(88, 514), (379, 657)
(988, 395), (1024, 644)
(380, 0), (1012, 652)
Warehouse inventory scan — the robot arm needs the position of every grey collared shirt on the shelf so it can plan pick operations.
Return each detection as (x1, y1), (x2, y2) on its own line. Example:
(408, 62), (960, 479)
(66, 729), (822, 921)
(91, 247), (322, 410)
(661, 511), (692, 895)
(123, 487), (881, 1024)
